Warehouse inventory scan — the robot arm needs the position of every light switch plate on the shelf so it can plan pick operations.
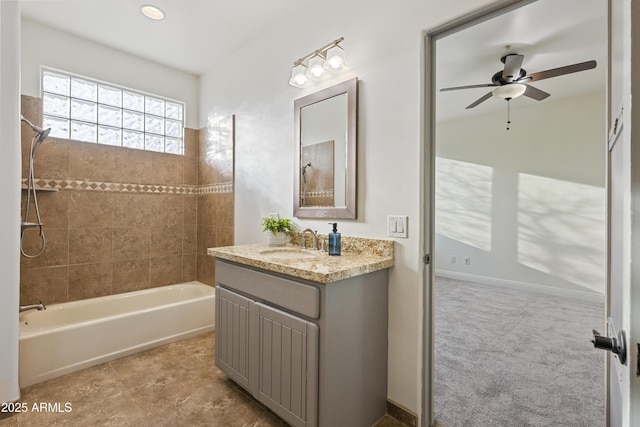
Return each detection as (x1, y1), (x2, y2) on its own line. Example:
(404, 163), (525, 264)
(387, 215), (408, 238)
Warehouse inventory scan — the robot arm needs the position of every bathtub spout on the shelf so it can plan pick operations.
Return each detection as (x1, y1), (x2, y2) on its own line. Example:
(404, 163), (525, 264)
(20, 301), (46, 313)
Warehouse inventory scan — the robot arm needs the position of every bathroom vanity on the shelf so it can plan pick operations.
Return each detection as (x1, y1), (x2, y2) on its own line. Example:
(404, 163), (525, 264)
(208, 239), (394, 427)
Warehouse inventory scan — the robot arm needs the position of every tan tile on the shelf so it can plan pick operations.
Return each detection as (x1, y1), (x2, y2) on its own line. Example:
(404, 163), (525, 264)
(200, 254), (216, 286)
(31, 138), (71, 180)
(68, 227), (113, 265)
(113, 146), (153, 184)
(183, 156), (198, 185)
(113, 259), (150, 293)
(20, 227), (69, 269)
(150, 194), (183, 226)
(198, 129), (213, 185)
(182, 254), (197, 282)
(217, 226), (234, 247)
(113, 226), (150, 260)
(217, 193), (234, 228)
(150, 225), (183, 257)
(20, 362), (121, 404)
(149, 255), (182, 287)
(184, 127), (199, 159)
(198, 194), (218, 226)
(198, 225), (217, 255)
(196, 254), (204, 283)
(184, 195), (197, 225)
(21, 190), (69, 228)
(21, 94), (41, 125)
(21, 363), (147, 426)
(20, 96), (65, 179)
(69, 191), (113, 228)
(150, 153), (183, 186)
(0, 412), (18, 425)
(113, 193), (151, 227)
(20, 265), (68, 305)
(67, 140), (116, 182)
(68, 262), (113, 300)
(183, 224), (197, 254)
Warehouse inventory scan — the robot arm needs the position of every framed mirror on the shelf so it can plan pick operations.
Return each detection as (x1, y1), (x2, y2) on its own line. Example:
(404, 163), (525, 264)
(293, 77), (357, 218)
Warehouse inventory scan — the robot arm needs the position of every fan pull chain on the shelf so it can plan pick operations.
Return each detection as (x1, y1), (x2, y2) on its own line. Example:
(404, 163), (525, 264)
(506, 98), (512, 130)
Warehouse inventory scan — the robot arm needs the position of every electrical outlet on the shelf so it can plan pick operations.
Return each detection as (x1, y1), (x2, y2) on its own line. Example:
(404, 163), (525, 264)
(387, 215), (408, 238)
(464, 257), (471, 265)
(450, 256), (456, 263)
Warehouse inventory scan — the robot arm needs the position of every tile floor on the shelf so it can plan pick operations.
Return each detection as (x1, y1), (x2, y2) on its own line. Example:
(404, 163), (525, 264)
(0, 332), (406, 427)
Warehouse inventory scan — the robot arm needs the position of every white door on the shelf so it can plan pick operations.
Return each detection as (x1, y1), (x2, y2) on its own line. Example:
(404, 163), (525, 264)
(601, 0), (640, 425)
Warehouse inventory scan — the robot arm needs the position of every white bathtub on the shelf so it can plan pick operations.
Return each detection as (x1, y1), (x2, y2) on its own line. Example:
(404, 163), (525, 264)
(19, 281), (215, 388)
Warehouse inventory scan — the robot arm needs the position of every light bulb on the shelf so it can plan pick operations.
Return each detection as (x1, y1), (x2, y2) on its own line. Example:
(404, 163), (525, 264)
(307, 55), (325, 79)
(289, 64), (308, 88)
(323, 45), (347, 72)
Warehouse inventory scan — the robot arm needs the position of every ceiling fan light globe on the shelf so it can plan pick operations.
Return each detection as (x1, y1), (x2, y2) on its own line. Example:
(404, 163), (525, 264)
(493, 83), (527, 100)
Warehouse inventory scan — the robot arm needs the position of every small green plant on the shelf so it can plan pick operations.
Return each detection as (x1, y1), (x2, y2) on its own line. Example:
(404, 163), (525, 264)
(262, 216), (293, 235)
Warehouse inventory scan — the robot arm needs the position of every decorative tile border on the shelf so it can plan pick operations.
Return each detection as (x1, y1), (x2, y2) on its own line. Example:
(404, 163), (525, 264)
(22, 178), (233, 195)
(301, 190), (334, 199)
(199, 183), (234, 194)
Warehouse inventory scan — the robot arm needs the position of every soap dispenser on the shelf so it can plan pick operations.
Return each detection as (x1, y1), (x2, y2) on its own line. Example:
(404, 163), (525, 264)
(328, 223), (341, 256)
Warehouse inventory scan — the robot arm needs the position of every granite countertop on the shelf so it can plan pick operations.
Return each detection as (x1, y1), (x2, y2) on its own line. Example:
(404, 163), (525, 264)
(207, 237), (394, 284)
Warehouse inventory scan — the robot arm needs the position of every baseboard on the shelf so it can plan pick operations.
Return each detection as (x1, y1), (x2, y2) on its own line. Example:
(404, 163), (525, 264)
(434, 270), (604, 303)
(387, 399), (417, 427)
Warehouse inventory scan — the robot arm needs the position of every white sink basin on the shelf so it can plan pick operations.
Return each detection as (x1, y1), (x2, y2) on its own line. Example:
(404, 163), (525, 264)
(259, 248), (319, 260)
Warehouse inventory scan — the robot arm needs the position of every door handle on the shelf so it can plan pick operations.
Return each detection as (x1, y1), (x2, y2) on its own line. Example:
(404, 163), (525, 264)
(591, 329), (627, 365)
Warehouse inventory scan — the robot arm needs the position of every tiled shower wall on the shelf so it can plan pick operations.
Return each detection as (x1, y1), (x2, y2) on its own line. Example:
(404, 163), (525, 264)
(19, 95), (233, 305)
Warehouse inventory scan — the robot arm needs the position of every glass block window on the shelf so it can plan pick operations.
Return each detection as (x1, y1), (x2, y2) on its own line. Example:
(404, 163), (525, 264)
(41, 68), (185, 155)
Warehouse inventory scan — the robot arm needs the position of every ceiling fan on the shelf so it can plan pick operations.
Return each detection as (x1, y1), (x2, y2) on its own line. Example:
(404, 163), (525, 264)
(440, 53), (597, 110)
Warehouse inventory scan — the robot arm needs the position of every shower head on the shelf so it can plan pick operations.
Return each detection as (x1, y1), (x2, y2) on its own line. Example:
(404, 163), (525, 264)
(21, 115), (51, 145)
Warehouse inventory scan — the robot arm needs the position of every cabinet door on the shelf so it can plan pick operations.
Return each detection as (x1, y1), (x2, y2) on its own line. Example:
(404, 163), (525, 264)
(215, 286), (255, 391)
(256, 302), (318, 427)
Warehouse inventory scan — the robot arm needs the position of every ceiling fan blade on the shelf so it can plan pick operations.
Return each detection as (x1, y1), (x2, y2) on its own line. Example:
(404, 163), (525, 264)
(440, 84), (495, 92)
(465, 92), (493, 109)
(523, 84), (551, 101)
(520, 60), (597, 83)
(502, 54), (524, 83)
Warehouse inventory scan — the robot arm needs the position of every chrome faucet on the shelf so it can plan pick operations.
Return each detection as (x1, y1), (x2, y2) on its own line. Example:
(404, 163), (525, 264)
(299, 228), (319, 250)
(20, 301), (46, 313)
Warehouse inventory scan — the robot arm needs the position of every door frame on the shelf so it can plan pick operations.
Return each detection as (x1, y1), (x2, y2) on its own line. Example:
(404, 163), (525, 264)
(607, 0), (640, 424)
(420, 0), (606, 425)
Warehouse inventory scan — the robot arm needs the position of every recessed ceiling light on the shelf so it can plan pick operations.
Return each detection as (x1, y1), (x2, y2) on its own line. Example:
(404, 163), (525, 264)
(141, 4), (165, 20)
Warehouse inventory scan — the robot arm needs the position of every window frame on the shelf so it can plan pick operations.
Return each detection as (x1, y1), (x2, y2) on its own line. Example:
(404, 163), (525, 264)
(40, 66), (186, 155)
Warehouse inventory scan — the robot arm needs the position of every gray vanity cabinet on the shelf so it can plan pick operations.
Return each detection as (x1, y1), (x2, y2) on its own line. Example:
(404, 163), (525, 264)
(214, 258), (388, 427)
(255, 302), (318, 426)
(215, 286), (253, 390)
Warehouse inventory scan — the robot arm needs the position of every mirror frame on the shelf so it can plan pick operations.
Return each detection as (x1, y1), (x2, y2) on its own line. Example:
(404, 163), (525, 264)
(293, 77), (358, 219)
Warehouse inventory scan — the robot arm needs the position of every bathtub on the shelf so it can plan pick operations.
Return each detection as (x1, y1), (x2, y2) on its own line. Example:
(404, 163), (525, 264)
(19, 281), (215, 388)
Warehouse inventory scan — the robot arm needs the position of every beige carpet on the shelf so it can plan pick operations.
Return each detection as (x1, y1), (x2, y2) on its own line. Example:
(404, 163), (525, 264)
(434, 277), (605, 426)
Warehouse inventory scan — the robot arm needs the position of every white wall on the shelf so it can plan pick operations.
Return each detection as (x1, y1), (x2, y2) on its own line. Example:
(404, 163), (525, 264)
(199, 0), (495, 418)
(20, 19), (200, 129)
(0, 0), (22, 404)
(435, 91), (606, 300)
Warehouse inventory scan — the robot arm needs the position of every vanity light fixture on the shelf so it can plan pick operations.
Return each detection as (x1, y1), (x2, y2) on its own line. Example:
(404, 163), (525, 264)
(288, 37), (347, 88)
(141, 4), (165, 20)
